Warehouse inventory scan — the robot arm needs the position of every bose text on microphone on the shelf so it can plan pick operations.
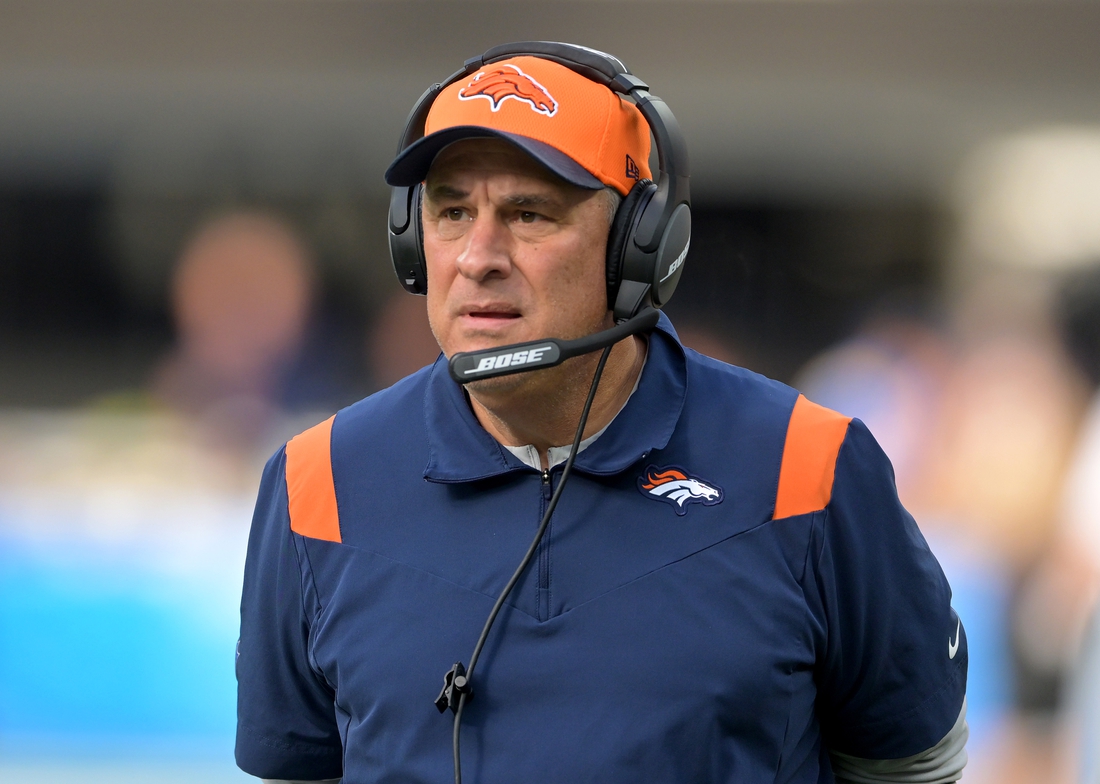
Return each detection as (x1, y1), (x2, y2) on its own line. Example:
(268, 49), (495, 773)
(448, 308), (660, 384)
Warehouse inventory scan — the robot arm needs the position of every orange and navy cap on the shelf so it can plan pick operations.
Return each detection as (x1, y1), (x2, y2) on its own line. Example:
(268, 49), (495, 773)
(384, 56), (652, 196)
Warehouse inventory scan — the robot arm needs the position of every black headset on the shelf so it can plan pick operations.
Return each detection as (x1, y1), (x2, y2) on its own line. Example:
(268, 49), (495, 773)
(387, 41), (691, 323)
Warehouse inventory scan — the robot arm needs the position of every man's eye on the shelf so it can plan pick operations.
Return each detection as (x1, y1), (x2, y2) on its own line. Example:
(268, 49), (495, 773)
(445, 209), (465, 221)
(518, 212), (540, 223)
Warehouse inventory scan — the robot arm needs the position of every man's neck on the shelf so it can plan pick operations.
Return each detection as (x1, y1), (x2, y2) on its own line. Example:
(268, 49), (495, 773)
(467, 335), (647, 470)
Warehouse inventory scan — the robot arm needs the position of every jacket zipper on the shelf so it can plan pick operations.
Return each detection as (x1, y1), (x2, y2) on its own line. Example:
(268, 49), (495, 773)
(537, 467), (553, 620)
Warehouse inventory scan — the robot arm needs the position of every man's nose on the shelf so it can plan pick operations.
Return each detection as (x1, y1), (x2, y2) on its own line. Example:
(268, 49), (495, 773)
(455, 212), (511, 282)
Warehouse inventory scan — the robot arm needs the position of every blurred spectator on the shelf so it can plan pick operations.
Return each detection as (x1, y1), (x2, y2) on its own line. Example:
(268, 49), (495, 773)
(151, 211), (317, 453)
(923, 327), (1084, 575)
(1051, 262), (1100, 783)
(923, 283), (1086, 781)
(943, 125), (1100, 783)
(1059, 264), (1100, 583)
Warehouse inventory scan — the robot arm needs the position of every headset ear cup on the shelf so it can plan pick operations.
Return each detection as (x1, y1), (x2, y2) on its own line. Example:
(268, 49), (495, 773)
(388, 183), (428, 295)
(413, 185), (426, 292)
(605, 179), (654, 310)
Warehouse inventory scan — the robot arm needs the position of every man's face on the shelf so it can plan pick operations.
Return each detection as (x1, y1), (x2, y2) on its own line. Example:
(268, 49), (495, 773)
(421, 139), (612, 368)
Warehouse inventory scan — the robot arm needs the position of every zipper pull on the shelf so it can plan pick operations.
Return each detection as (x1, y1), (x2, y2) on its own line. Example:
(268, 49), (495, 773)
(541, 468), (550, 485)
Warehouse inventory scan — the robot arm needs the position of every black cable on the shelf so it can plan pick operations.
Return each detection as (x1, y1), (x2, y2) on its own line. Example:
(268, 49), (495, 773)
(449, 344), (614, 784)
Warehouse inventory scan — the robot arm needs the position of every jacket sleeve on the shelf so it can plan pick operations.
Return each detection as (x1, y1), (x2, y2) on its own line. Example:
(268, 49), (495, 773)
(830, 698), (968, 783)
(236, 447), (344, 781)
(809, 418), (968, 761)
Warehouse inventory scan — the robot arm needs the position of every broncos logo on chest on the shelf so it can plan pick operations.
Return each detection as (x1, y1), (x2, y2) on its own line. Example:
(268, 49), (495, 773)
(458, 65), (558, 117)
(638, 466), (725, 516)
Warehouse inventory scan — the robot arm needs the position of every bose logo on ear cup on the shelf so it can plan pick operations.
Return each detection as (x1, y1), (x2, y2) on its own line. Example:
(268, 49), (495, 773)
(660, 240), (690, 284)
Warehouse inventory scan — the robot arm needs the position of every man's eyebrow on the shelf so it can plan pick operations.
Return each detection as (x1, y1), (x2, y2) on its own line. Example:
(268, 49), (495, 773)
(503, 194), (559, 209)
(425, 184), (468, 201)
(423, 186), (563, 209)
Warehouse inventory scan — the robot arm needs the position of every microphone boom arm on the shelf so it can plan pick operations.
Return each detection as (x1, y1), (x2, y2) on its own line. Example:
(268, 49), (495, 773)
(448, 308), (660, 384)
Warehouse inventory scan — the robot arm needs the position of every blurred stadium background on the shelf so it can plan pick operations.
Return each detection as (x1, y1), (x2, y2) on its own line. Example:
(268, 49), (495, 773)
(2, 1), (1100, 781)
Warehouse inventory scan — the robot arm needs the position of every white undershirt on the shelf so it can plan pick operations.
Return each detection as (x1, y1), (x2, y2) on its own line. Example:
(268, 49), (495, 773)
(499, 350), (647, 472)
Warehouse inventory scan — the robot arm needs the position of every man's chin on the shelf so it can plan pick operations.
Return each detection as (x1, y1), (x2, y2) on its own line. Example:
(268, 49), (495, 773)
(462, 369), (533, 398)
(450, 318), (528, 350)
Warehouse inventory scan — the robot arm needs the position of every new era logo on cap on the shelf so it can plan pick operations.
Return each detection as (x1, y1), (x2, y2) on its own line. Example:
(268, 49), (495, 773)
(626, 154), (640, 181)
(459, 65), (558, 117)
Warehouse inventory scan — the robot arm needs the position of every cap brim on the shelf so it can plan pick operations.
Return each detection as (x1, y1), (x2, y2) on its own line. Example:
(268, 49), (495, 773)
(384, 127), (605, 191)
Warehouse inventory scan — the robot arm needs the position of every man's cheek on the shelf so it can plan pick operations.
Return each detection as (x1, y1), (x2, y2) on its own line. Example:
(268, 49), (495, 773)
(424, 291), (452, 349)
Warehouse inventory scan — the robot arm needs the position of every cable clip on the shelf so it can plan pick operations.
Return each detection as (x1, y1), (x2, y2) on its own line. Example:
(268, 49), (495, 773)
(435, 662), (472, 714)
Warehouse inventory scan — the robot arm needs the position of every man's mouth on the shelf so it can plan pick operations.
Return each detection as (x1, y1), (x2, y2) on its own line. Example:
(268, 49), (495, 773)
(463, 308), (521, 320)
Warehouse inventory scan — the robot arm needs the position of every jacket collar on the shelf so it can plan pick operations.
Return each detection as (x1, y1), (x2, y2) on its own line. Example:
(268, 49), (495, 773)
(423, 312), (687, 483)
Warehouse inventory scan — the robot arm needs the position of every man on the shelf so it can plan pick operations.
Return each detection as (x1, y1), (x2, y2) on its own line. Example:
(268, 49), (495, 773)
(236, 44), (968, 783)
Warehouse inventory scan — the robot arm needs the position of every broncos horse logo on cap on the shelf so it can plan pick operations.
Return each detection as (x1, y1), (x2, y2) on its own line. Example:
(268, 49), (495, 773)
(638, 466), (724, 516)
(458, 65), (558, 117)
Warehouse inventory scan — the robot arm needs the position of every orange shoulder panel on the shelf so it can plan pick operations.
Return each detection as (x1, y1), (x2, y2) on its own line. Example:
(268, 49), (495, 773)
(772, 395), (852, 520)
(285, 415), (341, 543)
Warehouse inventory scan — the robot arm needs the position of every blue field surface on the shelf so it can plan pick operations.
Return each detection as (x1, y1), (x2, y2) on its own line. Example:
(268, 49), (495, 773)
(0, 526), (248, 777)
(0, 759), (253, 783)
